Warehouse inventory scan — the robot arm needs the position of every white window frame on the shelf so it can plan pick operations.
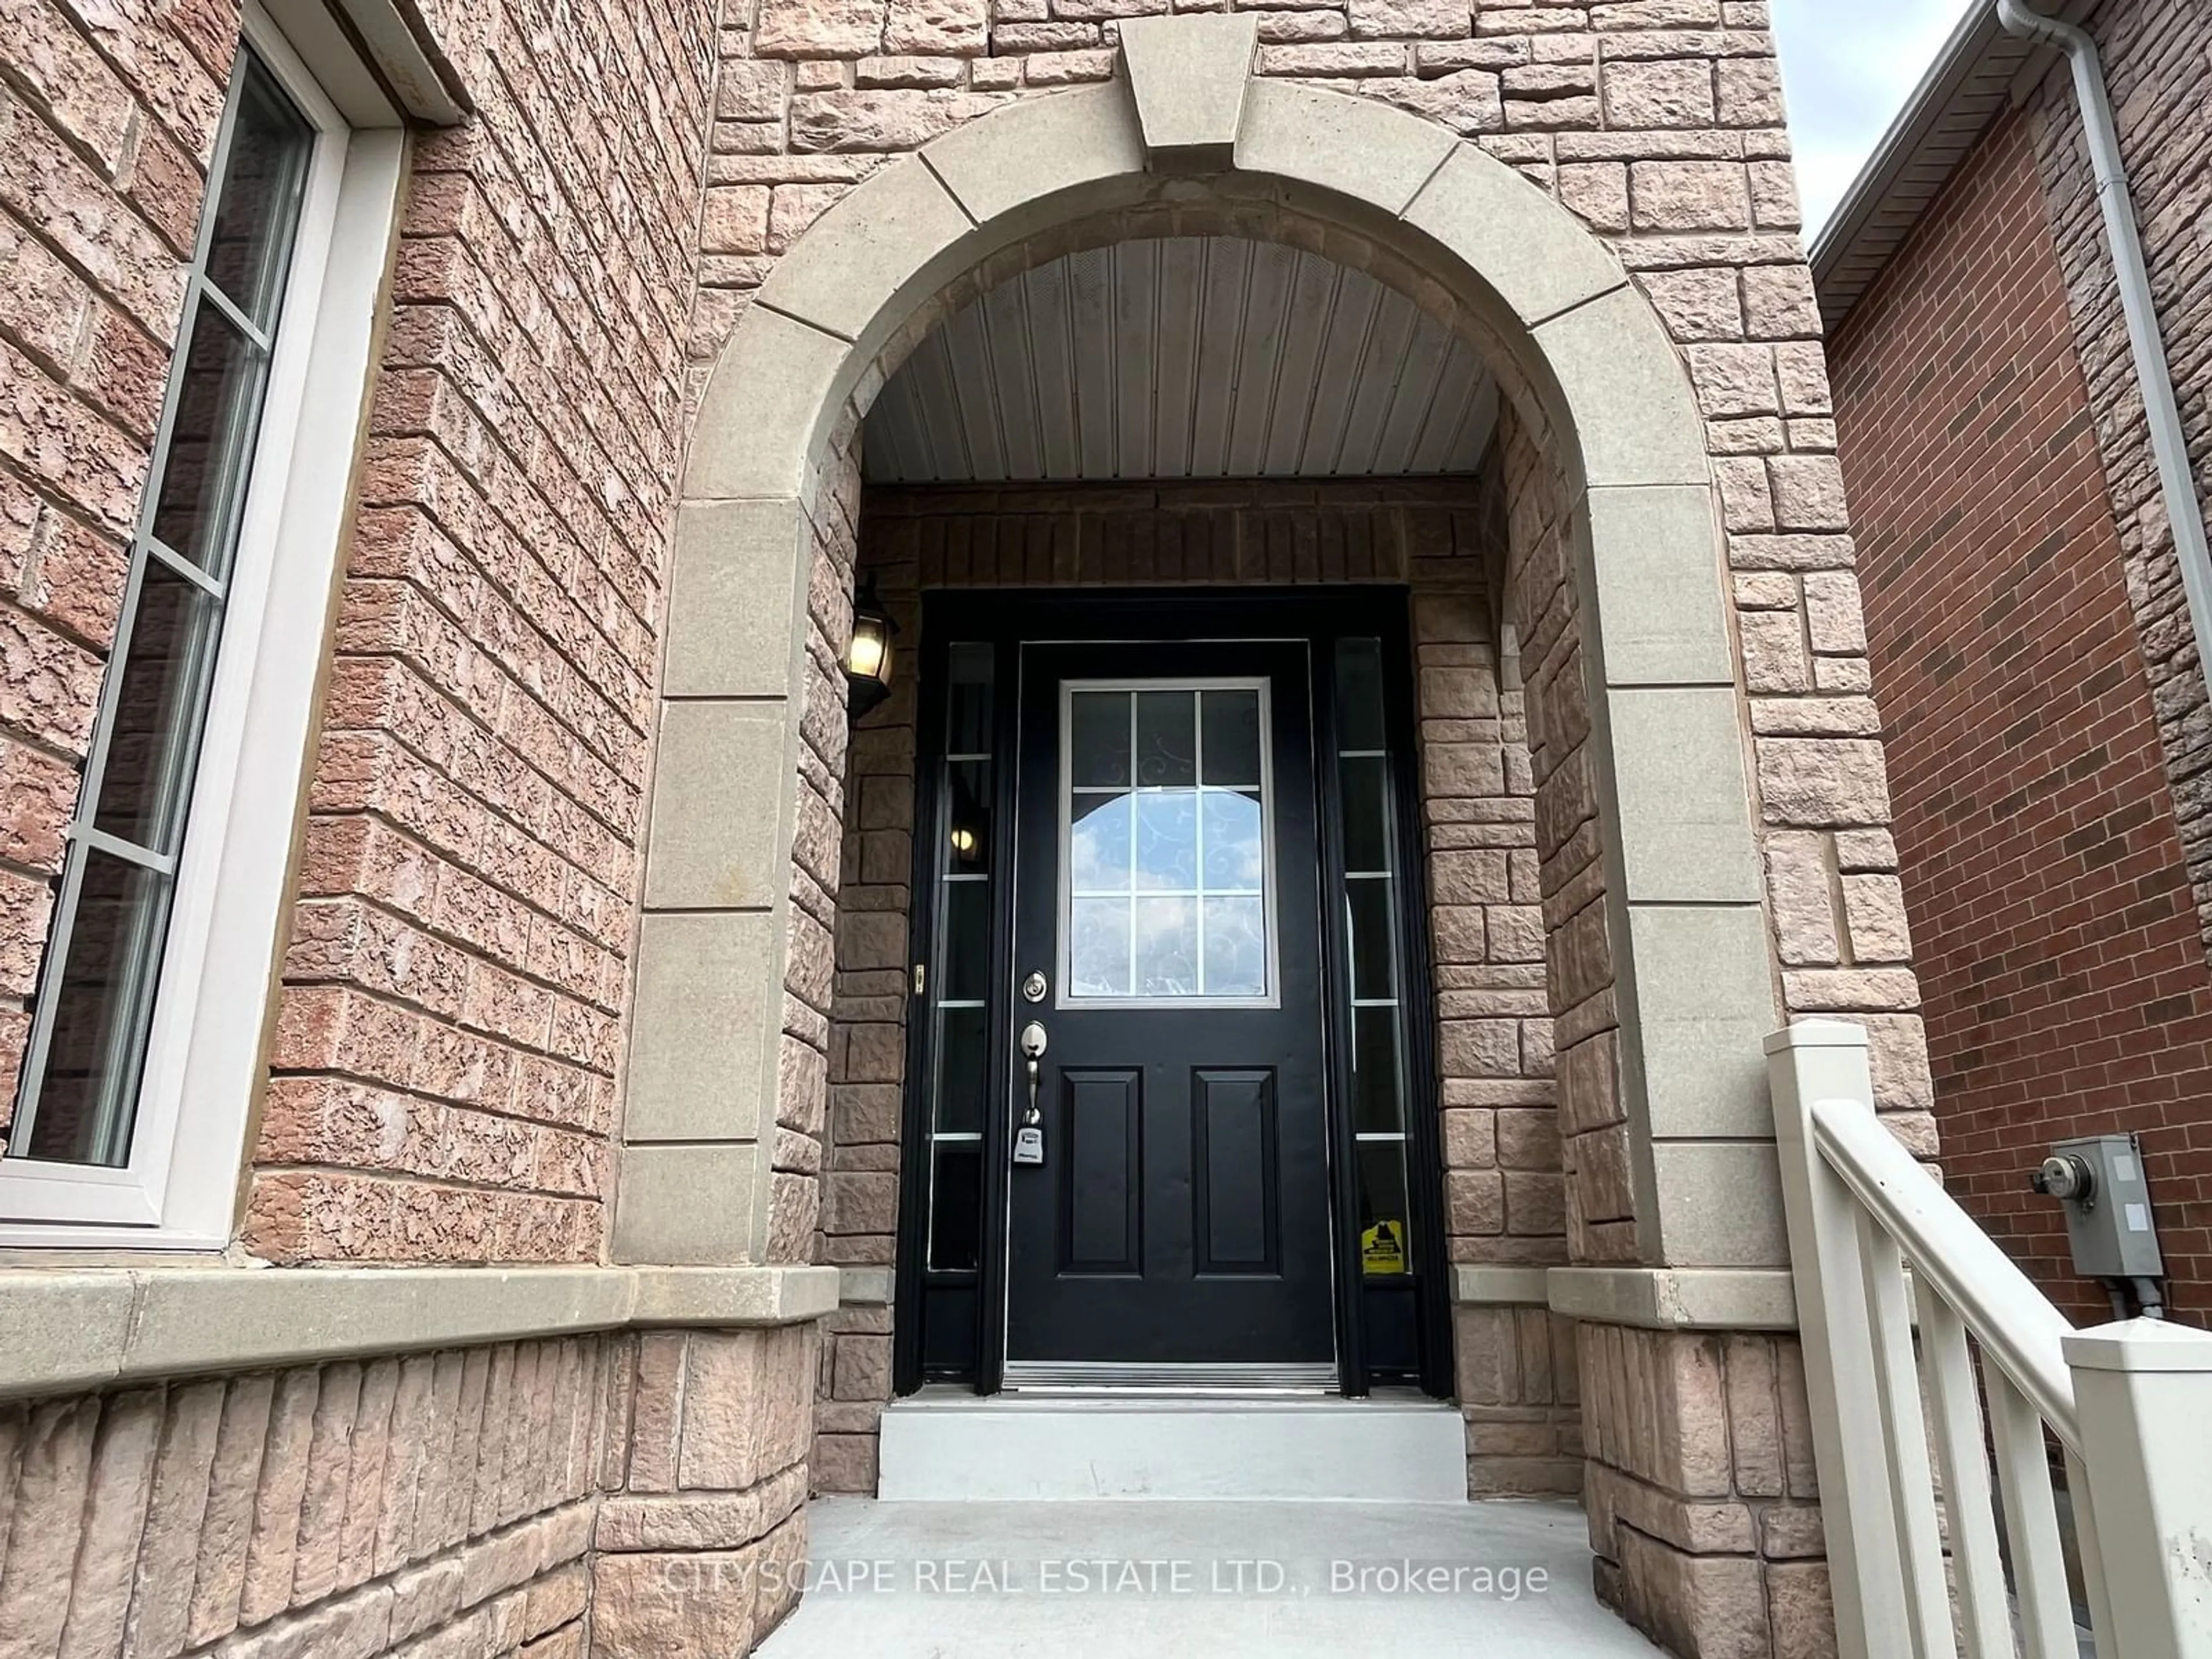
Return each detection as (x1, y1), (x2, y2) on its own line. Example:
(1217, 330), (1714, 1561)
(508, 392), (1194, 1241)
(0, 2), (406, 1246)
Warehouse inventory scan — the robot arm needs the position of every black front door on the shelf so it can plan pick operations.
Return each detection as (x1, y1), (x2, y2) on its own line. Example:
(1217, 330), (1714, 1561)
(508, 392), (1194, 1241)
(1002, 641), (1337, 1382)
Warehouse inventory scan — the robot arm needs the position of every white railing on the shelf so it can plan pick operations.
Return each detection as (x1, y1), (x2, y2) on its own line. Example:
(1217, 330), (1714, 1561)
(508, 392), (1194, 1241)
(1768, 1021), (2212, 1659)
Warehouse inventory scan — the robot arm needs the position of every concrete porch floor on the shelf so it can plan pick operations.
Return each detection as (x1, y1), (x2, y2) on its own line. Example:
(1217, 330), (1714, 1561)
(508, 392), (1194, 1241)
(756, 1497), (1663, 1657)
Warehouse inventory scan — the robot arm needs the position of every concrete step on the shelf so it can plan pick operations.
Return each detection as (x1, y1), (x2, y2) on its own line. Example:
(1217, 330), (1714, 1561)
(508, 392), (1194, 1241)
(877, 1393), (1467, 1501)
(756, 1497), (1656, 1658)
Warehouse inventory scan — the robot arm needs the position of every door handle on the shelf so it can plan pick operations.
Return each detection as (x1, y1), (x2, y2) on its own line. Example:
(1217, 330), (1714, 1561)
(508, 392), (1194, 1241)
(1014, 1021), (1047, 1166)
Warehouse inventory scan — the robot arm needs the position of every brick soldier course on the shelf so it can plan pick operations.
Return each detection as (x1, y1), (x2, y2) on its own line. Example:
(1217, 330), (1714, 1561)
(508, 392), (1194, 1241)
(0, 0), (1930, 1654)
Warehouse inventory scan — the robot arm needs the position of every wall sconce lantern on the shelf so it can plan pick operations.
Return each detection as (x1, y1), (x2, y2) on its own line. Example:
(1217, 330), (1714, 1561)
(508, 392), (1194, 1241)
(843, 583), (896, 721)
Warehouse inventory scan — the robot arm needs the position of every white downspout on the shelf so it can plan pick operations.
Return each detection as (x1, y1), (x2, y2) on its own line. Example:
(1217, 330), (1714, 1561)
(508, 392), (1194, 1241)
(1996, 0), (2212, 703)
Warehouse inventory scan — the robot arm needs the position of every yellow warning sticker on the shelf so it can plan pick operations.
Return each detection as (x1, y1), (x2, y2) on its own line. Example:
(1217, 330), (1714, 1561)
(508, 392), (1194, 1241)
(1361, 1219), (1407, 1275)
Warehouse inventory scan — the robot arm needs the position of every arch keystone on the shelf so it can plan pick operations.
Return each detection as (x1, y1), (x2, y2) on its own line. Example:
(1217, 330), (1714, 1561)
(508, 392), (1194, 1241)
(1120, 13), (1259, 171)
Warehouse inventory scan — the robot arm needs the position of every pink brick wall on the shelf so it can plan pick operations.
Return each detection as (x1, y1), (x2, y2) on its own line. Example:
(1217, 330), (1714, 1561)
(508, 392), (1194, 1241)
(0, 1337), (605, 1656)
(4, 0), (1918, 1282)
(0, 0), (1904, 1650)
(249, 0), (723, 1262)
(1580, 1325), (1829, 1653)
(591, 1324), (815, 1653)
(0, 1323), (819, 1656)
(2, 0), (725, 1262)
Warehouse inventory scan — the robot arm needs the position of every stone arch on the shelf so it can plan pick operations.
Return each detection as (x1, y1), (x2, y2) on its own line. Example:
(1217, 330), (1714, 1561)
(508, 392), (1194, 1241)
(619, 17), (1782, 1297)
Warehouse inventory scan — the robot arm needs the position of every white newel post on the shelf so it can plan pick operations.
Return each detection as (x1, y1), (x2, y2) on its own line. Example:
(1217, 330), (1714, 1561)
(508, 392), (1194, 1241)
(1766, 1020), (1916, 1659)
(2064, 1321), (2212, 1659)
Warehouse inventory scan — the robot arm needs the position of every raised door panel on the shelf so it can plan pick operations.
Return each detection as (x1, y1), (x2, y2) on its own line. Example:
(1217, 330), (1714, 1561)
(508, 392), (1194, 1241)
(1060, 1068), (1142, 1276)
(1192, 1068), (1279, 1277)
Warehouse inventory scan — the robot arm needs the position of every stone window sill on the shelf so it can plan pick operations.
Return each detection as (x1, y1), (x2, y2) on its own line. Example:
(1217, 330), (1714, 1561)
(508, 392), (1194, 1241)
(0, 1262), (839, 1399)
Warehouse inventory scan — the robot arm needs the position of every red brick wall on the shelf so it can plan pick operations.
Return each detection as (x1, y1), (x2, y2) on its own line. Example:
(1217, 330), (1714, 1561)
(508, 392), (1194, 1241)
(1834, 107), (2212, 1322)
(2028, 0), (2212, 960)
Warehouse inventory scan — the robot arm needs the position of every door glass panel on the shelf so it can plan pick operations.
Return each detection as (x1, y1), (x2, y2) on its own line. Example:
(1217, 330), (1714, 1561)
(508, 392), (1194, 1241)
(1133, 793), (1196, 889)
(1062, 681), (1275, 1005)
(1336, 642), (1387, 752)
(1351, 1005), (1405, 1135)
(1200, 690), (1262, 786)
(1340, 755), (1391, 873)
(947, 643), (994, 754)
(1134, 691), (1195, 787)
(929, 1143), (983, 1272)
(1332, 639), (1414, 1275)
(945, 759), (992, 876)
(935, 1005), (987, 1136)
(1134, 894), (1198, 995)
(1069, 794), (1132, 895)
(939, 880), (991, 1003)
(1200, 895), (1267, 997)
(1069, 690), (1131, 787)
(1069, 895), (1132, 996)
(925, 643), (997, 1277)
(1200, 791), (1263, 889)
(1346, 878), (1397, 1002)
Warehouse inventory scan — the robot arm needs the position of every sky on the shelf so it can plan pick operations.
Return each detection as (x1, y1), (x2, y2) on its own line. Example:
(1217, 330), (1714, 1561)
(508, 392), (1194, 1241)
(1771, 0), (1976, 238)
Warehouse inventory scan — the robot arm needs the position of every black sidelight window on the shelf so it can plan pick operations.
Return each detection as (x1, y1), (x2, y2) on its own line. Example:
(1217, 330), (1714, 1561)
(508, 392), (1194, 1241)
(925, 642), (997, 1271)
(1333, 638), (1415, 1279)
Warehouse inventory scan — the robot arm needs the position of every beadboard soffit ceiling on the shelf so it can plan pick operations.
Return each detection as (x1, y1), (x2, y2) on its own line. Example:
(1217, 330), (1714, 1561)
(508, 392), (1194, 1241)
(864, 235), (1501, 486)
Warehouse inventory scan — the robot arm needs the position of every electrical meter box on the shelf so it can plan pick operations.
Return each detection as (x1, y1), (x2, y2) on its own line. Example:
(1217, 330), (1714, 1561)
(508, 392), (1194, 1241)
(2036, 1132), (2165, 1281)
